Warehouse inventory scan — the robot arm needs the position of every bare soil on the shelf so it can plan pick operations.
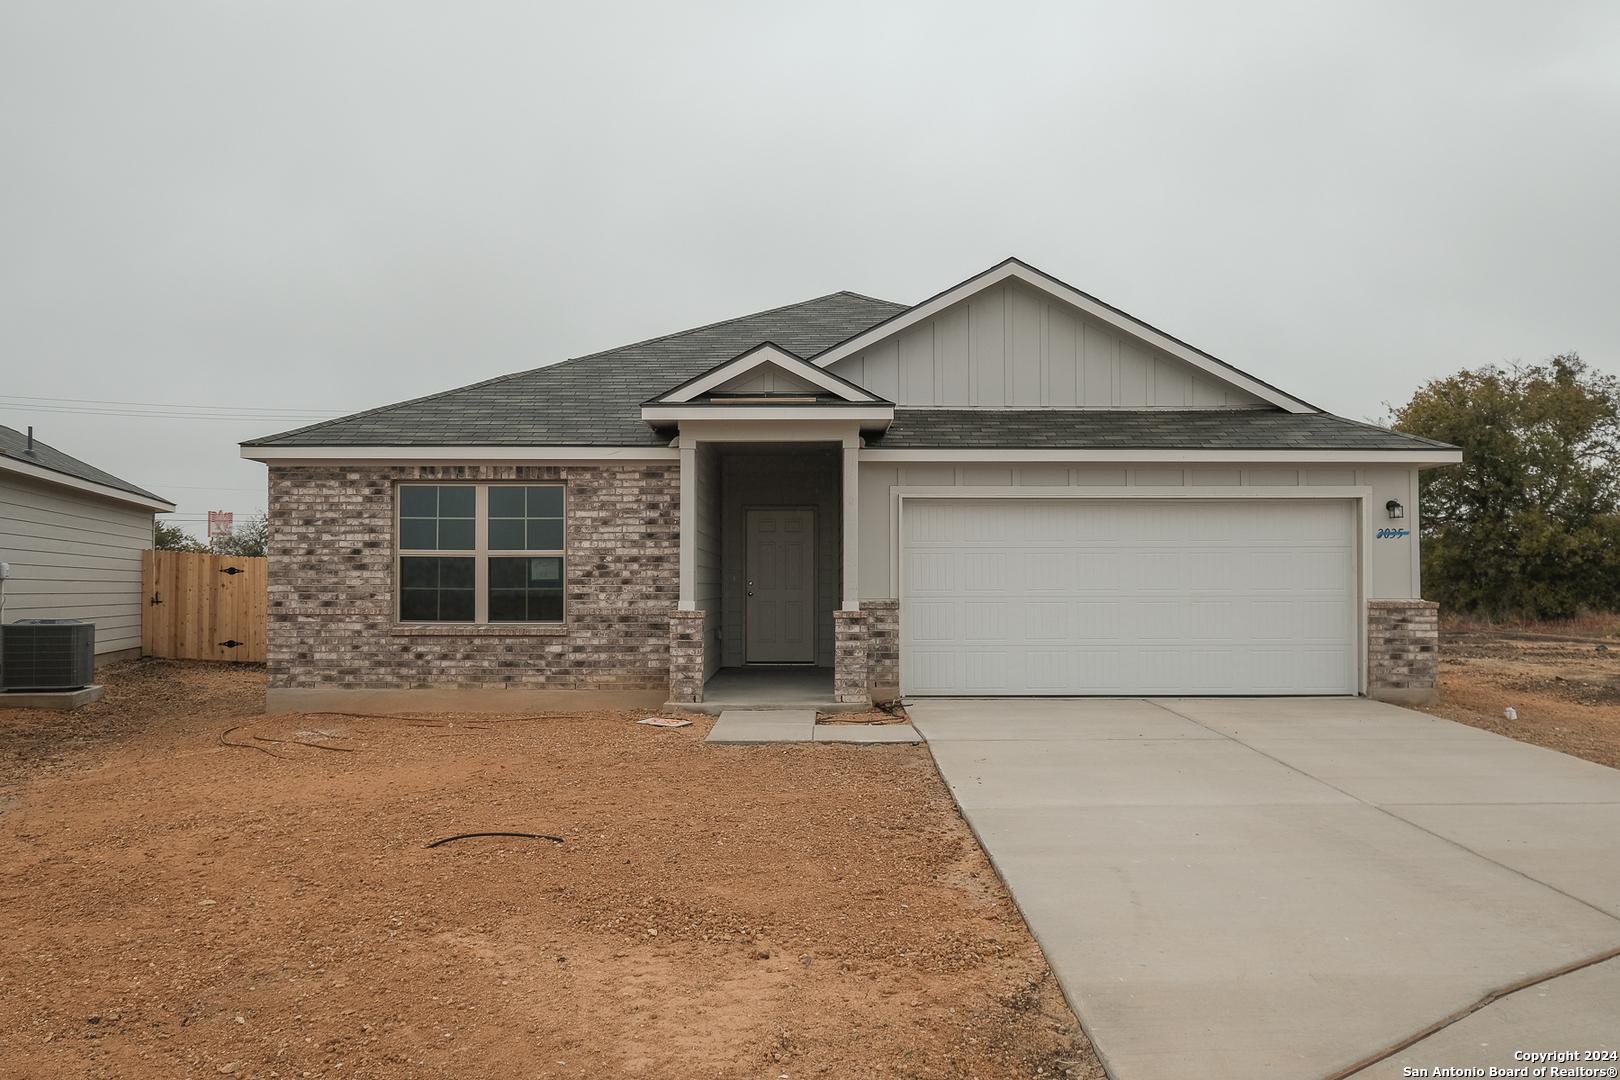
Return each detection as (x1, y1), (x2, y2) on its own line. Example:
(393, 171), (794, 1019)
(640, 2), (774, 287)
(0, 660), (1100, 1080)
(8, 631), (1617, 1080)
(1418, 628), (1620, 770)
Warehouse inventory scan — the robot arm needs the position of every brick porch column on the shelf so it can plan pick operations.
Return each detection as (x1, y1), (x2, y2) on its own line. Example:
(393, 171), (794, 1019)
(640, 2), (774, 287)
(862, 599), (900, 703)
(1367, 599), (1439, 706)
(667, 609), (706, 704)
(833, 609), (870, 706)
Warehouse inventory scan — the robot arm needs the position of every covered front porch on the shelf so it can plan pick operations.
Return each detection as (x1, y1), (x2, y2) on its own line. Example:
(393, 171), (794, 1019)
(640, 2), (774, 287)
(640, 341), (899, 711)
(663, 437), (880, 711)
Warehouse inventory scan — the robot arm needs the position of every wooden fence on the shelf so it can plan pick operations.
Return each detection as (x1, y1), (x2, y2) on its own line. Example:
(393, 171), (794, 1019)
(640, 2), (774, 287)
(141, 550), (268, 663)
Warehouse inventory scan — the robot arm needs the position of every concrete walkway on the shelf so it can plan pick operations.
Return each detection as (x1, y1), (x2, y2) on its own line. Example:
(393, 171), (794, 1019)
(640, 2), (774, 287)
(705, 709), (921, 744)
(908, 697), (1620, 1080)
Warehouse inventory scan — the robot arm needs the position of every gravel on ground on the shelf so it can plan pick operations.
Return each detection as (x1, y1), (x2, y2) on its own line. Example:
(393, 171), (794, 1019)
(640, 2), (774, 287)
(0, 659), (1100, 1080)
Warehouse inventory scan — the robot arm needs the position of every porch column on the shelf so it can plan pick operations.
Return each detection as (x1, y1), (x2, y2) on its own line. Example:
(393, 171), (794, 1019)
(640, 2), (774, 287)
(678, 440), (696, 611)
(668, 609), (706, 703)
(833, 609), (870, 706)
(842, 439), (860, 611)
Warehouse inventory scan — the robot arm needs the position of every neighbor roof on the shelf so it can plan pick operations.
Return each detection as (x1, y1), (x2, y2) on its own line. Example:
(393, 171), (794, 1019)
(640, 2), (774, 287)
(0, 423), (170, 504)
(244, 292), (907, 448)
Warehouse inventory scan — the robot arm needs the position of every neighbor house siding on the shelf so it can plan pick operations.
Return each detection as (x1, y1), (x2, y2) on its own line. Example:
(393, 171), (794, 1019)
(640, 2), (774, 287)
(266, 463), (678, 692)
(0, 472), (154, 658)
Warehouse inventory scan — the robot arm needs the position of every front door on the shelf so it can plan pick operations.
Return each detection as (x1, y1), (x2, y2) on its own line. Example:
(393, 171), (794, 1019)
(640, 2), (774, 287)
(746, 508), (816, 663)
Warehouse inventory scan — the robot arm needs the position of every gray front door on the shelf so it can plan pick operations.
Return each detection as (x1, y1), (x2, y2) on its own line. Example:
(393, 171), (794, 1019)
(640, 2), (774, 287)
(746, 508), (815, 663)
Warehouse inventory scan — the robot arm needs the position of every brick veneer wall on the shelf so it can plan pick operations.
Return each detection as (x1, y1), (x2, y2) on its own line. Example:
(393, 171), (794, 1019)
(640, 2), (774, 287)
(1366, 599), (1440, 705)
(833, 609), (870, 705)
(862, 599), (900, 703)
(266, 463), (678, 692)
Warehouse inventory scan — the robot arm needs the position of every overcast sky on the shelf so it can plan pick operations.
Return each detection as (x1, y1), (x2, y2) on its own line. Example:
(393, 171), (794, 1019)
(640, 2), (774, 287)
(3, 1), (1617, 538)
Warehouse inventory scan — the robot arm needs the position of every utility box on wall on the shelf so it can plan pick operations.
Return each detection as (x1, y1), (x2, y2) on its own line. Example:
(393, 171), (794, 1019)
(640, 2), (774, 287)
(1, 619), (97, 690)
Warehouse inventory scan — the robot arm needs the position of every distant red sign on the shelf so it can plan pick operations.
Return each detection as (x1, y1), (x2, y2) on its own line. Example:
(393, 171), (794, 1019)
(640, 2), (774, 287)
(208, 511), (234, 541)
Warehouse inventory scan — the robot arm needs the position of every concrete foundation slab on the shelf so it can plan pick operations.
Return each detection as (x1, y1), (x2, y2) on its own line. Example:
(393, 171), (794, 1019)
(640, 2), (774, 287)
(671, 667), (871, 715)
(267, 686), (666, 715)
(0, 685), (104, 710)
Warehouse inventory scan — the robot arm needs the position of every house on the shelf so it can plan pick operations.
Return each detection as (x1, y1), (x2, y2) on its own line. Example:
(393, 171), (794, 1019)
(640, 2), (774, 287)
(241, 259), (1460, 714)
(0, 423), (175, 663)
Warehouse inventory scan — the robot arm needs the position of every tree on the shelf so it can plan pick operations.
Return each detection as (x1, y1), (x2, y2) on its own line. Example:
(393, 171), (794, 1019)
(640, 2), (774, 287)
(1390, 352), (1620, 619)
(211, 511), (268, 558)
(154, 521), (209, 553)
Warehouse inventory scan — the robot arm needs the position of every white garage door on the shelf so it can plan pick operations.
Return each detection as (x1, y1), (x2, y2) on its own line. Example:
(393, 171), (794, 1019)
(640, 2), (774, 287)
(901, 499), (1358, 696)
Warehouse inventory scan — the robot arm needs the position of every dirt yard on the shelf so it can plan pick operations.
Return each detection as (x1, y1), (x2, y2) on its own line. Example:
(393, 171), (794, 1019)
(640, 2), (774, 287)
(0, 660), (1099, 1080)
(5, 633), (1619, 1080)
(1420, 628), (1620, 770)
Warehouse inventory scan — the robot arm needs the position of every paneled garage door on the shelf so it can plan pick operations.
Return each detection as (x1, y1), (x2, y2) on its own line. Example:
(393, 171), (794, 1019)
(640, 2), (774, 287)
(901, 499), (1358, 695)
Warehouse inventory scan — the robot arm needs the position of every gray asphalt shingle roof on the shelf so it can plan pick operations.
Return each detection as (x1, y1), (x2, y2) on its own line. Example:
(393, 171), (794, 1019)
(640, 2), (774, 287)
(241, 289), (1454, 455)
(875, 409), (1453, 451)
(0, 423), (169, 503)
(244, 292), (907, 448)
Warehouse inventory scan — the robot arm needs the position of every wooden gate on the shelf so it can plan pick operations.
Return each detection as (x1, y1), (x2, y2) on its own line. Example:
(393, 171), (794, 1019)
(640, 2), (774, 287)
(142, 551), (267, 662)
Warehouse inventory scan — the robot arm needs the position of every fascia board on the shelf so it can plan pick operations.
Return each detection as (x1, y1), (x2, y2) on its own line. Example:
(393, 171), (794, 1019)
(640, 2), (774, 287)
(241, 445), (679, 463)
(0, 455), (175, 512)
(813, 260), (1313, 414)
(673, 418), (865, 445)
(859, 448), (1463, 464)
(654, 346), (883, 404)
(641, 404), (893, 424)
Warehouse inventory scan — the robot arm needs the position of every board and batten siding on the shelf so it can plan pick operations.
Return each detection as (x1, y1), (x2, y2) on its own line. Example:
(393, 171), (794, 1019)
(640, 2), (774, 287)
(827, 285), (1263, 408)
(0, 473), (155, 657)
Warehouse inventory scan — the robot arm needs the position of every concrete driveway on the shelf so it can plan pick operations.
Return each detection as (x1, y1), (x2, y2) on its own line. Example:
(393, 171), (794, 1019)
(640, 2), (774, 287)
(908, 697), (1620, 1080)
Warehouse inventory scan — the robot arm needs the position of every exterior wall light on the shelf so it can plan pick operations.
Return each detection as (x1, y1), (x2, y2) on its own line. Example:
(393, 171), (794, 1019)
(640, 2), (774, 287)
(1386, 500), (1405, 520)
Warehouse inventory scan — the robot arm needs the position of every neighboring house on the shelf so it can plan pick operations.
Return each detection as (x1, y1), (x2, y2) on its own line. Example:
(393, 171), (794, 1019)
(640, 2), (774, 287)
(0, 424), (175, 663)
(242, 258), (1460, 714)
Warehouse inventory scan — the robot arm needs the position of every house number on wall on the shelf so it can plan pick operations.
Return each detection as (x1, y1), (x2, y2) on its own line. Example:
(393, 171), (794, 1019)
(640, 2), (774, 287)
(1376, 528), (1411, 539)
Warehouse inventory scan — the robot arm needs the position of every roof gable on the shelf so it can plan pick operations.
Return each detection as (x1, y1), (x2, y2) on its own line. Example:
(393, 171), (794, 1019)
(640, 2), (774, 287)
(648, 342), (886, 404)
(815, 258), (1310, 413)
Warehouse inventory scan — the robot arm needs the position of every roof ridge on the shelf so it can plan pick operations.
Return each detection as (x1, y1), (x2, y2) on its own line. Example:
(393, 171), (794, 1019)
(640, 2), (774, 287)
(556, 290), (906, 368)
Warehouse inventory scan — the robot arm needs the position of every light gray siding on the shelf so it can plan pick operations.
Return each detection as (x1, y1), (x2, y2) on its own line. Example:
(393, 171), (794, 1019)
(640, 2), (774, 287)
(0, 473), (155, 657)
(829, 285), (1263, 408)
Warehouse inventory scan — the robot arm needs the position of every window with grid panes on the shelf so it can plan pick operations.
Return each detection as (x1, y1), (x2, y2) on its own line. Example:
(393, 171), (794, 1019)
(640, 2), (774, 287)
(396, 484), (564, 623)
